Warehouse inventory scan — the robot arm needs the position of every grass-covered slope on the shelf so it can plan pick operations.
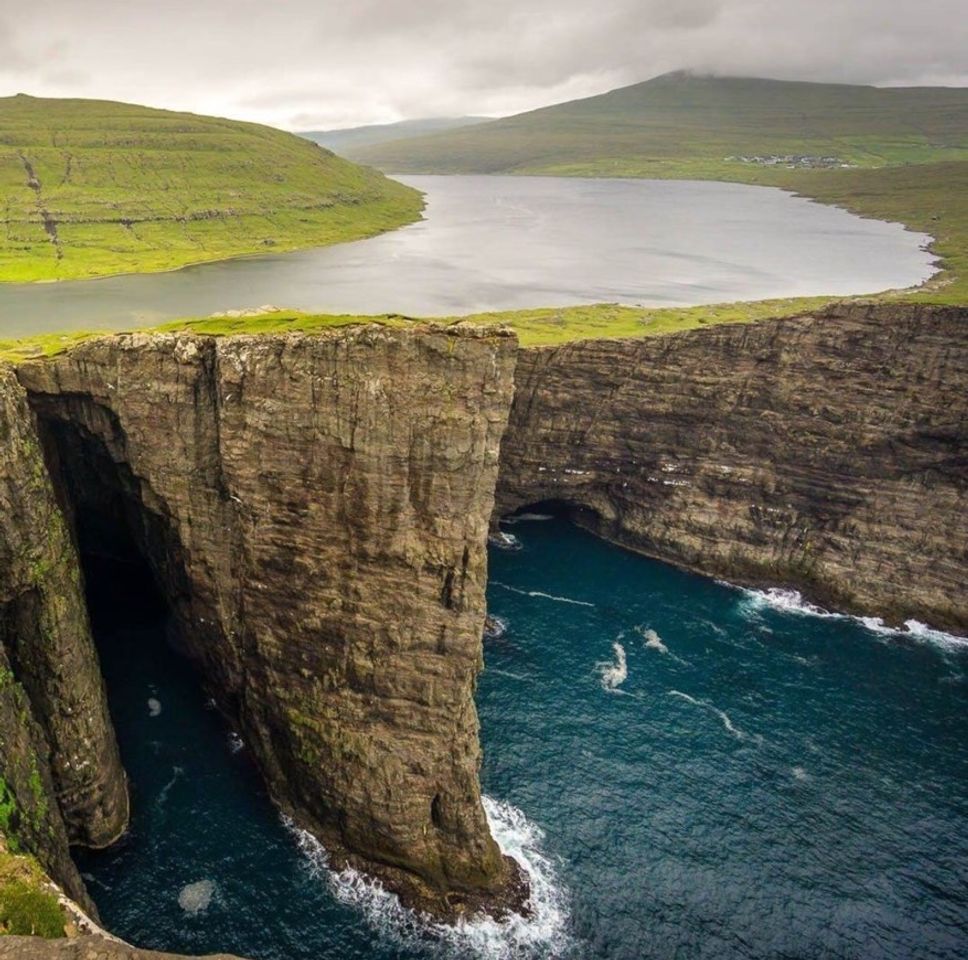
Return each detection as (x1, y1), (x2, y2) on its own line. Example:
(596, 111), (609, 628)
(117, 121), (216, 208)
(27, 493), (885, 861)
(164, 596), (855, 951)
(301, 116), (489, 154)
(0, 95), (423, 282)
(350, 72), (968, 173)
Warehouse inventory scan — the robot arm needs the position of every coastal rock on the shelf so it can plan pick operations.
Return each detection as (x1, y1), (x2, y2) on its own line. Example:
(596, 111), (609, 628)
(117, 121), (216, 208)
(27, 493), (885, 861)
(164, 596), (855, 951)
(18, 324), (521, 916)
(0, 367), (127, 905)
(0, 937), (243, 959)
(497, 302), (967, 632)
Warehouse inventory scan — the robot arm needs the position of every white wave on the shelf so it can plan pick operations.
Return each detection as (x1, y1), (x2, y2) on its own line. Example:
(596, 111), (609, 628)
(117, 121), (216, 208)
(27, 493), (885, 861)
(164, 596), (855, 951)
(488, 531), (523, 551)
(178, 879), (215, 914)
(635, 626), (690, 666)
(484, 615), (509, 640)
(638, 628), (667, 654)
(668, 690), (745, 739)
(488, 668), (533, 682)
(147, 697), (162, 717)
(501, 513), (554, 525)
(492, 582), (594, 608)
(286, 796), (571, 959)
(739, 588), (967, 653)
(227, 732), (244, 754)
(156, 765), (184, 810)
(597, 642), (628, 691)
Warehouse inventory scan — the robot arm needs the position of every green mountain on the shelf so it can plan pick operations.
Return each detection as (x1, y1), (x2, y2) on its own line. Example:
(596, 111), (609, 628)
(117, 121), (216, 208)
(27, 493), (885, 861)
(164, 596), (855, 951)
(0, 95), (422, 282)
(350, 71), (968, 175)
(300, 116), (489, 155)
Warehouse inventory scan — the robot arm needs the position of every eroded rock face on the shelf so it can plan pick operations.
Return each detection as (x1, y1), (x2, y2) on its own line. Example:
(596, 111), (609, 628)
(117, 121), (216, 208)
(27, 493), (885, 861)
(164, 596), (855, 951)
(0, 936), (243, 960)
(18, 325), (520, 915)
(497, 303), (967, 632)
(0, 368), (127, 906)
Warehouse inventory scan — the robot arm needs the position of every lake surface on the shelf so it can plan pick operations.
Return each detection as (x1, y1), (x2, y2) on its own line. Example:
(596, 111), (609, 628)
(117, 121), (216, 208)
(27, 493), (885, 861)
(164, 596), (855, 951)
(77, 519), (968, 960)
(0, 176), (936, 338)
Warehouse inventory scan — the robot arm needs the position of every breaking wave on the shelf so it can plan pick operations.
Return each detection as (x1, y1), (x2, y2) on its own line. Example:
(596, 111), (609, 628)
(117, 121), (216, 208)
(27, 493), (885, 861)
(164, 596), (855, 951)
(489, 531), (523, 551)
(636, 626), (690, 665)
(287, 797), (571, 959)
(596, 642), (628, 691)
(501, 513), (555, 525)
(668, 690), (745, 739)
(492, 582), (594, 608)
(739, 587), (967, 653)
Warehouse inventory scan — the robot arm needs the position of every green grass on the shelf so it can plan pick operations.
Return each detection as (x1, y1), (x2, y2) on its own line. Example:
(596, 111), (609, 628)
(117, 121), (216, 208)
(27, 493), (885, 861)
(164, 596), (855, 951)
(0, 94), (423, 282)
(0, 846), (65, 939)
(0, 297), (840, 363)
(349, 73), (968, 174)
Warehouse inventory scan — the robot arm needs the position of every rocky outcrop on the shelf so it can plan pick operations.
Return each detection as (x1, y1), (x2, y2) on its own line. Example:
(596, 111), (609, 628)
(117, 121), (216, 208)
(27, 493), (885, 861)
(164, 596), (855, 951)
(0, 938), (243, 959)
(0, 368), (127, 908)
(497, 302), (967, 632)
(17, 324), (522, 917)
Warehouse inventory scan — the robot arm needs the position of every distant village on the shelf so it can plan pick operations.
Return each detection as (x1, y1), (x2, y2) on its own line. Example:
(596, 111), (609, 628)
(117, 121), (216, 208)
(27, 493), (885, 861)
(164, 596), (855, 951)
(725, 154), (855, 169)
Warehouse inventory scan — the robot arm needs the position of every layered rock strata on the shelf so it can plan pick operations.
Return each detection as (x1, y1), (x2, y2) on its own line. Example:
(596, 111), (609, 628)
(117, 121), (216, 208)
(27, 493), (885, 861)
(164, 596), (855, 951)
(0, 368), (127, 907)
(0, 937), (243, 960)
(497, 302), (967, 632)
(17, 324), (521, 916)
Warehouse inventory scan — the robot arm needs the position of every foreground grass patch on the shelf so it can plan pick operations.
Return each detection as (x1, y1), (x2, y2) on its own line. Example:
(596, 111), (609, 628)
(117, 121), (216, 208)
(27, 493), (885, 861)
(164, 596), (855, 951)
(0, 846), (65, 939)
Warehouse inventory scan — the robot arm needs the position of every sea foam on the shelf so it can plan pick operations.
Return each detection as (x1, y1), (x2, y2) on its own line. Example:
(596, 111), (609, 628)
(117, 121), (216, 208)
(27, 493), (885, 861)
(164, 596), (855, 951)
(287, 796), (571, 959)
(492, 581), (595, 608)
(597, 642), (628, 691)
(739, 587), (967, 653)
(178, 879), (215, 914)
(668, 690), (745, 739)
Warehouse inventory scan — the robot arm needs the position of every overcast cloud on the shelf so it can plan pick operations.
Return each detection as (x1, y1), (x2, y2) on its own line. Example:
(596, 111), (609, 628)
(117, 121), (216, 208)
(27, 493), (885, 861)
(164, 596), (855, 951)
(1, 0), (965, 130)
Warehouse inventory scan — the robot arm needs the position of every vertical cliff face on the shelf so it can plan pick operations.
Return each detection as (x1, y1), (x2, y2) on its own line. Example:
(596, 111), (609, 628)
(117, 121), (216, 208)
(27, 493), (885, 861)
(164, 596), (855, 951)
(0, 368), (128, 908)
(18, 324), (521, 916)
(497, 303), (967, 632)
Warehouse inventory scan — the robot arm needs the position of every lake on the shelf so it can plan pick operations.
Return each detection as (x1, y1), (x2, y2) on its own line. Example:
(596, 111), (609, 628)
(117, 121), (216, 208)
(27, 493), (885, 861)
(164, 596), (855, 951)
(0, 176), (936, 338)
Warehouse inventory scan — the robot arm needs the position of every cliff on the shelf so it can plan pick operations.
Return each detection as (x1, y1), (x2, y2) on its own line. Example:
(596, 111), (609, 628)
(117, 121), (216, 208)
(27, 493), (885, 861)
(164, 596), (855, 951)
(497, 302), (967, 632)
(17, 324), (522, 918)
(0, 368), (127, 908)
(0, 938), (242, 959)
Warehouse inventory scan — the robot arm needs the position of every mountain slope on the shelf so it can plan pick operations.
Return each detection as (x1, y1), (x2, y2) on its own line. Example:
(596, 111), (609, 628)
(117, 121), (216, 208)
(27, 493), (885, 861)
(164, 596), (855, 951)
(350, 72), (968, 174)
(300, 116), (488, 154)
(0, 95), (423, 282)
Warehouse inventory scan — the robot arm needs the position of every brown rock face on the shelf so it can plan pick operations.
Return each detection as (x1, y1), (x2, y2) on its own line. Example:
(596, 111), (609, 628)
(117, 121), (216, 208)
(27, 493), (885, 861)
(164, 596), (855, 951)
(18, 324), (521, 916)
(0, 937), (243, 960)
(0, 367), (127, 905)
(497, 303), (967, 632)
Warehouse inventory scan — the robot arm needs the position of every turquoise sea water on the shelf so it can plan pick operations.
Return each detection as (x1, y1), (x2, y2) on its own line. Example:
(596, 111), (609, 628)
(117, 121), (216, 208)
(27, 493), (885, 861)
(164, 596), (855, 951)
(77, 518), (968, 959)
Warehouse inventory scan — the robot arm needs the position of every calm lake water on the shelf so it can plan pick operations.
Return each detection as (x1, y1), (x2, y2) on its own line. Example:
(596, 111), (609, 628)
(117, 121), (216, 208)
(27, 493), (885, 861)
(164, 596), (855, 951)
(77, 519), (968, 960)
(0, 176), (936, 338)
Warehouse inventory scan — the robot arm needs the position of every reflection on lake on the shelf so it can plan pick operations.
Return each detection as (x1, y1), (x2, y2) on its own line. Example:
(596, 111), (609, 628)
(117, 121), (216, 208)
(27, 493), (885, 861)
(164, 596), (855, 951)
(0, 175), (936, 338)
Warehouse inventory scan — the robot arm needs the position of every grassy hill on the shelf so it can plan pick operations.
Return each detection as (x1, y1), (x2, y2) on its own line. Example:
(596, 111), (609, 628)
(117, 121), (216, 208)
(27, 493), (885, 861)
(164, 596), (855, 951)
(300, 116), (489, 154)
(0, 95), (423, 282)
(350, 72), (968, 174)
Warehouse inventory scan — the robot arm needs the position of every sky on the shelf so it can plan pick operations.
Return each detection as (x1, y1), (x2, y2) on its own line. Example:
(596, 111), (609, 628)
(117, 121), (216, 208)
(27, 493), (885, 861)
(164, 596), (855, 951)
(1, 0), (966, 131)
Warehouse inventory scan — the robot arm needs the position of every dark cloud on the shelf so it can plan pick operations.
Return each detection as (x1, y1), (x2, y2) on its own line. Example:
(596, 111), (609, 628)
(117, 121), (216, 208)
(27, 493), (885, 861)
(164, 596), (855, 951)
(0, 1), (964, 129)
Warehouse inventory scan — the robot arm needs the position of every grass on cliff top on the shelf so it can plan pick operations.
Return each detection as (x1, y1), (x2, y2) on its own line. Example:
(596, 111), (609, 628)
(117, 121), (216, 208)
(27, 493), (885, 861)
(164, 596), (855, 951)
(0, 94), (423, 282)
(0, 297), (838, 363)
(0, 846), (65, 939)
